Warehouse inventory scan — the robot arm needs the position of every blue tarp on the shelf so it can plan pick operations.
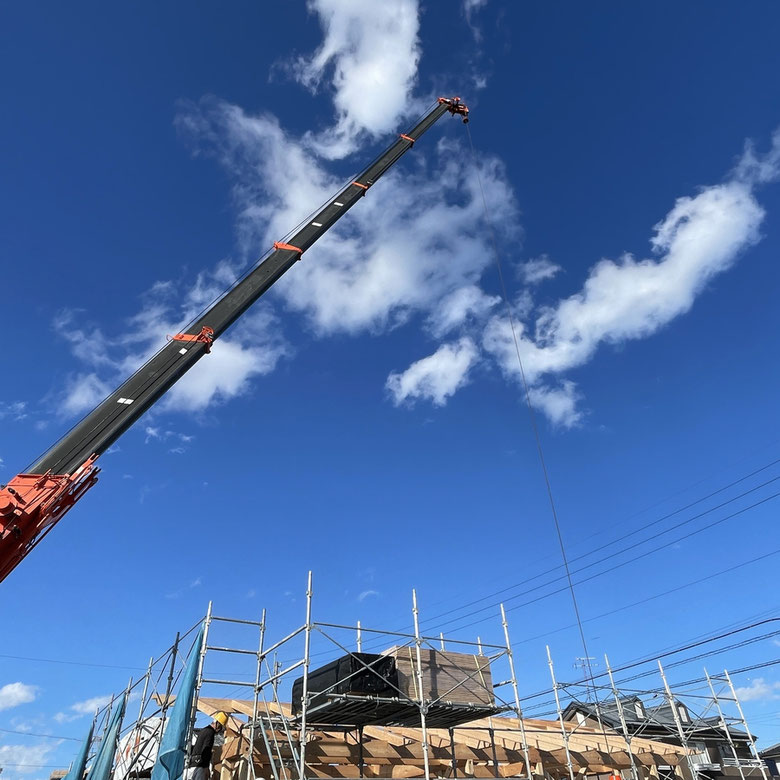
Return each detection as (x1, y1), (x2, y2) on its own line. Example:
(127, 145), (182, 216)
(62, 722), (93, 780)
(151, 624), (205, 780)
(86, 693), (126, 780)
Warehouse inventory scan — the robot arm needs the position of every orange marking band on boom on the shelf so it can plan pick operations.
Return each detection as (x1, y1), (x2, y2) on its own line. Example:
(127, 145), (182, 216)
(273, 241), (303, 253)
(172, 326), (214, 352)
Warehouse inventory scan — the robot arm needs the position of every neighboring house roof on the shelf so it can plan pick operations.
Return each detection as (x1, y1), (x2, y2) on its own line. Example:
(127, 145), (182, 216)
(563, 699), (756, 743)
(759, 743), (780, 758)
(699, 716), (751, 740)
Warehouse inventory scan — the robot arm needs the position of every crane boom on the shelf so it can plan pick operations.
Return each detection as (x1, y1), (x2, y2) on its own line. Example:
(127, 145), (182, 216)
(0, 97), (469, 583)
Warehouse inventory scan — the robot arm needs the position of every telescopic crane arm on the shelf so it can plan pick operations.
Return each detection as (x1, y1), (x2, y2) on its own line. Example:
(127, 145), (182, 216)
(0, 97), (469, 583)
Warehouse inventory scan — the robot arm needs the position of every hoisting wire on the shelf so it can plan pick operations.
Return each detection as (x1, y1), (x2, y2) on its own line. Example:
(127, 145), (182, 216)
(464, 122), (607, 724)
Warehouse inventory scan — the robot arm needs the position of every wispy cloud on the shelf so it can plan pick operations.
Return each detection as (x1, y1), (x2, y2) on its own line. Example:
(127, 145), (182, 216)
(54, 271), (289, 420)
(0, 682), (38, 712)
(734, 677), (780, 702)
(174, 0), (780, 429)
(518, 255), (562, 285)
(53, 1), (780, 432)
(144, 426), (195, 455)
(387, 338), (479, 406)
(0, 742), (60, 774)
(358, 589), (380, 602)
(482, 153), (775, 426)
(165, 576), (203, 600)
(54, 693), (112, 723)
(0, 401), (28, 421)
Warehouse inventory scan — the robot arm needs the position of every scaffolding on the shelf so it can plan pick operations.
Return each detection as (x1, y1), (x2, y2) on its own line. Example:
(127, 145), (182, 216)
(74, 574), (768, 780)
(535, 652), (771, 780)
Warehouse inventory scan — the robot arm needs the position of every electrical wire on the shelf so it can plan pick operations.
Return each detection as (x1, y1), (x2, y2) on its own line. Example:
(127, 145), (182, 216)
(312, 456), (780, 662)
(420, 458), (780, 626)
(0, 726), (80, 741)
(0, 653), (147, 671)
(424, 488), (780, 635)
(517, 618), (780, 705)
(509, 544), (780, 648)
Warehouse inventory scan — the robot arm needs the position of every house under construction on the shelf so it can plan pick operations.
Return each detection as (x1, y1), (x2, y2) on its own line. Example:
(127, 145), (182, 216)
(61, 574), (771, 780)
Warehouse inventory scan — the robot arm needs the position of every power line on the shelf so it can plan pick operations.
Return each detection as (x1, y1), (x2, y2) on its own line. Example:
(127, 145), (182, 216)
(517, 618), (780, 705)
(0, 726), (80, 741)
(515, 609), (780, 716)
(0, 653), (147, 671)
(351, 457), (780, 653)
(422, 460), (780, 626)
(0, 763), (65, 769)
(428, 489), (780, 635)
(511, 545), (780, 647)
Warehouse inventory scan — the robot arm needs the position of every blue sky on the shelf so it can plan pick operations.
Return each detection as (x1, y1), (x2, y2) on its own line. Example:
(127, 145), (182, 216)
(2, 0), (780, 773)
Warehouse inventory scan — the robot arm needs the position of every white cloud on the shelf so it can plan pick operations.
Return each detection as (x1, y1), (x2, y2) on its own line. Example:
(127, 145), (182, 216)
(734, 678), (780, 702)
(165, 575), (204, 600)
(71, 693), (112, 715)
(60, 372), (113, 417)
(358, 589), (379, 601)
(519, 255), (561, 285)
(168, 310), (287, 411)
(528, 381), (582, 428)
(462, 0), (489, 43)
(733, 127), (780, 186)
(0, 742), (59, 774)
(180, 88), (780, 428)
(427, 286), (500, 338)
(53, 692), (112, 723)
(483, 173), (770, 425)
(0, 401), (28, 421)
(54, 2), (780, 433)
(292, 0), (422, 158)
(54, 268), (288, 420)
(387, 337), (479, 406)
(179, 99), (518, 337)
(463, 0), (488, 15)
(144, 426), (194, 452)
(0, 682), (38, 712)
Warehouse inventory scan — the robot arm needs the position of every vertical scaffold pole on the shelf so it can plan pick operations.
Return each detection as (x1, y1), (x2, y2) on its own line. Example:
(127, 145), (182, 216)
(704, 669), (746, 780)
(298, 572), (314, 780)
(247, 607), (268, 780)
(658, 660), (698, 780)
(440, 632), (446, 651)
(605, 653), (639, 780)
(102, 694), (115, 737)
(137, 657), (153, 722)
(501, 605), (533, 780)
(412, 589), (432, 780)
(723, 669), (769, 780)
(187, 602), (213, 767)
(357, 620), (362, 653)
(129, 657), (153, 774)
(160, 632), (180, 741)
(449, 727), (459, 779)
(547, 645), (576, 780)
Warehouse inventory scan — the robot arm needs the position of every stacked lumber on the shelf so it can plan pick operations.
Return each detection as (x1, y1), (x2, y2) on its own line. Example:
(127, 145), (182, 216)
(198, 698), (688, 780)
